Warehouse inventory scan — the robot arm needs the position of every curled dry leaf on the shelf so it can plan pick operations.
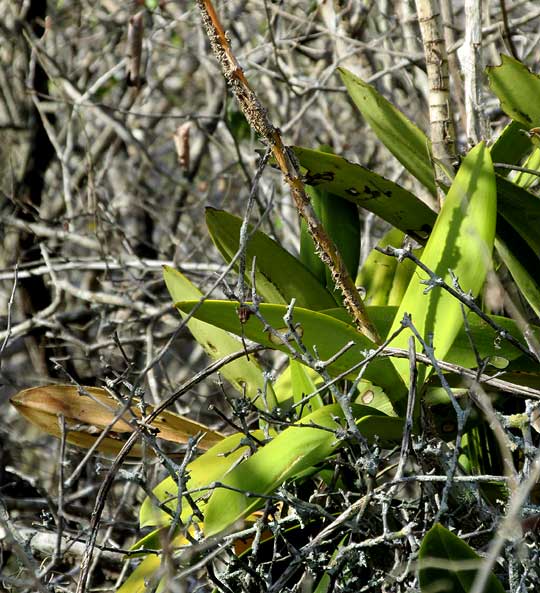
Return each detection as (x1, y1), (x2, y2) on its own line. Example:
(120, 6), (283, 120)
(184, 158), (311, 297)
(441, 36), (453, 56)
(10, 385), (224, 457)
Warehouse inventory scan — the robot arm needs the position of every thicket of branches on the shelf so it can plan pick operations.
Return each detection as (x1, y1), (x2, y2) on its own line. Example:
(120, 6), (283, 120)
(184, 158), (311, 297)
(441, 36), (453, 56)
(2, 1), (540, 592)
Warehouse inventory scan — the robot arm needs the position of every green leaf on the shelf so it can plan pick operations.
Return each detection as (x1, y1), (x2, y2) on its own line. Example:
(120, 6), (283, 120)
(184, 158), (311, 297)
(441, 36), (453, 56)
(303, 185), (361, 303)
(175, 300), (407, 402)
(512, 147), (540, 189)
(354, 379), (395, 416)
(313, 535), (348, 593)
(386, 143), (497, 390)
(272, 362), (324, 411)
(300, 145), (360, 296)
(322, 306), (533, 369)
(163, 266), (276, 408)
(495, 235), (540, 318)
(139, 429), (268, 528)
(487, 54), (540, 127)
(496, 175), (540, 256)
(205, 208), (336, 310)
(292, 147), (437, 243)
(356, 228), (419, 306)
(289, 358), (324, 412)
(419, 523), (505, 593)
(339, 67), (436, 196)
(116, 554), (161, 593)
(490, 120), (533, 175)
(300, 186), (327, 285)
(204, 403), (403, 536)
(226, 104), (251, 142)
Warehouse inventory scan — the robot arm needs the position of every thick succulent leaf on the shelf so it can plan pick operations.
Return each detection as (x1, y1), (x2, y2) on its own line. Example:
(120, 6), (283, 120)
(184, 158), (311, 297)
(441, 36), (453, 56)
(496, 236), (540, 318)
(386, 143), (497, 390)
(175, 300), (407, 402)
(490, 120), (533, 175)
(496, 175), (540, 256)
(163, 266), (275, 407)
(300, 185), (327, 284)
(300, 145), (361, 294)
(301, 185), (361, 304)
(139, 430), (267, 527)
(419, 523), (505, 593)
(10, 385), (224, 457)
(487, 54), (540, 127)
(339, 68), (436, 196)
(272, 362), (324, 411)
(289, 358), (324, 412)
(293, 147), (437, 243)
(512, 147), (540, 189)
(355, 379), (395, 416)
(323, 306), (535, 369)
(204, 403), (403, 536)
(356, 228), (418, 306)
(116, 554), (161, 593)
(205, 208), (336, 310)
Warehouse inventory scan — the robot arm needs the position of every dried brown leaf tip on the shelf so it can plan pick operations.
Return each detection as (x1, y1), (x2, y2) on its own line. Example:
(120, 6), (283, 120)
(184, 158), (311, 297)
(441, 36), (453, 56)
(10, 385), (224, 456)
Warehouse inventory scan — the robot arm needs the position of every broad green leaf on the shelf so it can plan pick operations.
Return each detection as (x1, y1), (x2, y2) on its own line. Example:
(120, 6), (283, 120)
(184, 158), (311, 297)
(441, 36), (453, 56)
(356, 228), (418, 306)
(289, 358), (324, 412)
(496, 175), (540, 256)
(205, 208), (336, 310)
(323, 306), (534, 369)
(204, 403), (403, 536)
(116, 554), (161, 593)
(419, 523), (505, 593)
(272, 362), (324, 411)
(496, 235), (540, 318)
(490, 120), (533, 175)
(513, 147), (540, 189)
(387, 143), (497, 391)
(175, 300), (407, 402)
(487, 54), (540, 127)
(300, 185), (327, 284)
(300, 145), (360, 296)
(293, 147), (437, 243)
(139, 430), (268, 528)
(301, 184), (361, 304)
(339, 67), (436, 196)
(355, 379), (395, 416)
(163, 266), (276, 408)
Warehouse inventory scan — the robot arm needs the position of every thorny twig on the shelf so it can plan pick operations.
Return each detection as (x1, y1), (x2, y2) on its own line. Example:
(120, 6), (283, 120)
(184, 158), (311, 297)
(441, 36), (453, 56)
(196, 0), (380, 344)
